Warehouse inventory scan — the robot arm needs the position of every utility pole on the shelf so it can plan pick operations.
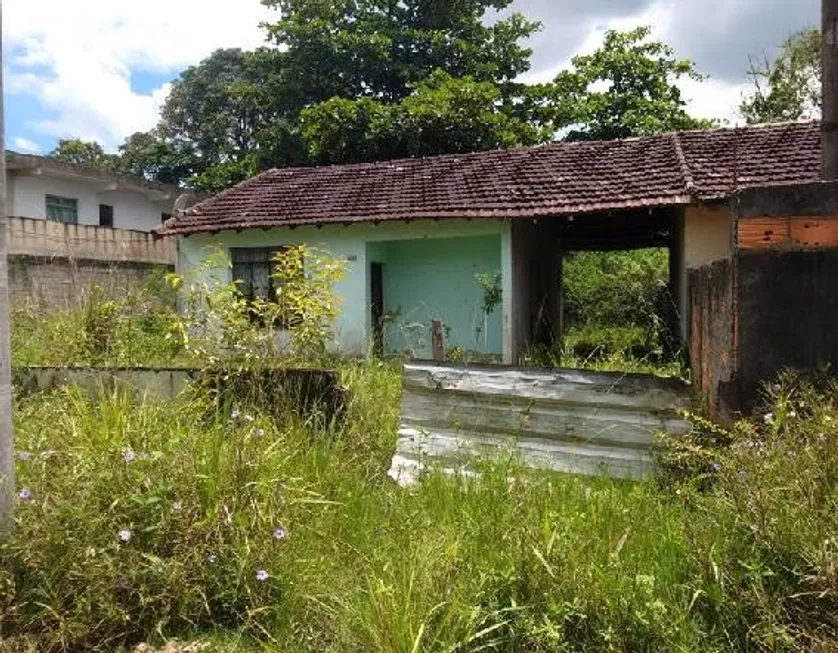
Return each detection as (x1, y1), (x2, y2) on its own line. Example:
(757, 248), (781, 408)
(0, 0), (15, 534)
(823, 0), (838, 179)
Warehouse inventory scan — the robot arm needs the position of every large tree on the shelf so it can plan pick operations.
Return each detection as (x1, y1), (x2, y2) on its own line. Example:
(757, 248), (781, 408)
(552, 26), (713, 140)
(740, 28), (821, 124)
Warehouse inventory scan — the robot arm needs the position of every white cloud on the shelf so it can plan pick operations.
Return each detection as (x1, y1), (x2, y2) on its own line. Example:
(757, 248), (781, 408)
(5, 0), (275, 151)
(521, 5), (752, 127)
(11, 136), (41, 153)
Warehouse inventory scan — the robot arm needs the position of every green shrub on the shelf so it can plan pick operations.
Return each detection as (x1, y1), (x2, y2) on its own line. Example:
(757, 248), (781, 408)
(561, 249), (682, 372)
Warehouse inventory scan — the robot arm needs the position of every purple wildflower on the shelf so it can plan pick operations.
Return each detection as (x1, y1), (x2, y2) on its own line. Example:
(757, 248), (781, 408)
(17, 488), (31, 501)
(118, 529), (132, 543)
(123, 450), (136, 464)
(711, 462), (722, 473)
(16, 451), (31, 462)
(273, 526), (288, 541)
(256, 569), (269, 582)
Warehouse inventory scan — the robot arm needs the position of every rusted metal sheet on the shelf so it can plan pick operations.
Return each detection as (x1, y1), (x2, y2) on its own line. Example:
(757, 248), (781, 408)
(738, 216), (838, 250)
(389, 362), (692, 484)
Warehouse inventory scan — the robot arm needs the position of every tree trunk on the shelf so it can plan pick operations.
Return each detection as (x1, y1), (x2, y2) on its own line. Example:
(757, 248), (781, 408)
(0, 1), (15, 534)
(823, 0), (838, 179)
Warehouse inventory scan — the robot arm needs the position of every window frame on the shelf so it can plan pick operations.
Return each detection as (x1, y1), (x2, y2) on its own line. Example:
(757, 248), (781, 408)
(230, 246), (302, 327)
(45, 195), (79, 224)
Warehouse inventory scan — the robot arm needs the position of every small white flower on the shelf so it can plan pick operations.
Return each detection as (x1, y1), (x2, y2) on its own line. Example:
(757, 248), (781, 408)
(118, 529), (132, 543)
(207, 553), (218, 564)
(244, 414), (255, 423)
(231, 409), (241, 420)
(123, 450), (136, 464)
(273, 526), (288, 541)
(256, 569), (269, 582)
(172, 501), (183, 512)
(16, 451), (31, 462)
(254, 428), (265, 438)
(764, 412), (774, 424)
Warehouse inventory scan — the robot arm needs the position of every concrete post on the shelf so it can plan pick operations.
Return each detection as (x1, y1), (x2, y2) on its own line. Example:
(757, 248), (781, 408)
(0, 2), (15, 535)
(823, 0), (838, 179)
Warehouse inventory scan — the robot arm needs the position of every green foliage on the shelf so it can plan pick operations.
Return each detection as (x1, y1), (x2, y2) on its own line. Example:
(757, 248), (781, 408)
(7, 368), (838, 649)
(167, 245), (347, 368)
(49, 139), (119, 171)
(475, 270), (502, 316)
(553, 26), (714, 140)
(302, 70), (550, 164)
(118, 130), (197, 187)
(51, 17), (713, 191)
(741, 28), (821, 124)
(11, 273), (182, 367)
(561, 249), (681, 372)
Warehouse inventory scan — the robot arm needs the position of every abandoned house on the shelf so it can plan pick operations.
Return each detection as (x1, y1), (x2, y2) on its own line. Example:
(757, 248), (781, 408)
(158, 120), (837, 416)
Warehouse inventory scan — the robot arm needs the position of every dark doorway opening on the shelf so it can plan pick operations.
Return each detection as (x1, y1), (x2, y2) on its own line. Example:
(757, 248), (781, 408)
(370, 262), (385, 355)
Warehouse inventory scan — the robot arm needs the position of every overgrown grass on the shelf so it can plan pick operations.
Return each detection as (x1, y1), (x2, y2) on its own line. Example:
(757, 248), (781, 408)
(3, 364), (838, 651)
(12, 277), (185, 368)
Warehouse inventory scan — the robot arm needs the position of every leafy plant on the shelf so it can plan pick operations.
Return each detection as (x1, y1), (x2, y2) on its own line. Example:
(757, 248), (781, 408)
(166, 244), (347, 368)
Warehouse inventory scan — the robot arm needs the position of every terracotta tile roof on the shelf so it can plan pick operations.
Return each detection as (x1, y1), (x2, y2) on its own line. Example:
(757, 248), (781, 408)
(158, 121), (822, 236)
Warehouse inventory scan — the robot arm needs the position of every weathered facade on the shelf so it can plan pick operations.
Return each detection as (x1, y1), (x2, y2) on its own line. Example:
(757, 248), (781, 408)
(687, 182), (838, 418)
(160, 121), (830, 419)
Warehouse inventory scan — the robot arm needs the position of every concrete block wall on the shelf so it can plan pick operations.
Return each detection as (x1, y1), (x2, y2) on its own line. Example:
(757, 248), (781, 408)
(8, 255), (174, 309)
(6, 216), (176, 310)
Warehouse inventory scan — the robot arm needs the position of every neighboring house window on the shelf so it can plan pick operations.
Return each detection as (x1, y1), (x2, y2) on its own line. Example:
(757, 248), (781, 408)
(99, 204), (114, 228)
(230, 246), (300, 326)
(45, 195), (78, 224)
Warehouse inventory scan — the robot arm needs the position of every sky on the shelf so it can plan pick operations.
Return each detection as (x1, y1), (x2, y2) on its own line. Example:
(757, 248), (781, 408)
(3, 0), (820, 155)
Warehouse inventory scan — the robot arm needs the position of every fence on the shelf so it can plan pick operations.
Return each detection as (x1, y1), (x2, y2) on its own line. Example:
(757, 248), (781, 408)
(389, 361), (692, 483)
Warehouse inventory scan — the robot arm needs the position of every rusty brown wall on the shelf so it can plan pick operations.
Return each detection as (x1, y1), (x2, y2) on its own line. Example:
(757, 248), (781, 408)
(726, 181), (838, 412)
(688, 258), (736, 420)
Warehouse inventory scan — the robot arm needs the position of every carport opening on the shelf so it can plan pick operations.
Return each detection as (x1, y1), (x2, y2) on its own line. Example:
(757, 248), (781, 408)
(519, 207), (688, 378)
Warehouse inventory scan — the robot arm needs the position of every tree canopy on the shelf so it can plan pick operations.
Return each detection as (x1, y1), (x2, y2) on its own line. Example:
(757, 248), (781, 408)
(553, 27), (713, 140)
(740, 28), (821, 124)
(50, 7), (713, 193)
(50, 139), (118, 170)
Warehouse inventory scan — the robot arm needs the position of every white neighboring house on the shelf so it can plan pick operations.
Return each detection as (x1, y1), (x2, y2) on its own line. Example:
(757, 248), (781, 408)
(5, 151), (183, 231)
(3, 151), (198, 308)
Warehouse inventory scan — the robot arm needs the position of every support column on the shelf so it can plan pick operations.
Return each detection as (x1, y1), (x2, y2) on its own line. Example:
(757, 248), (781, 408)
(501, 219), (562, 365)
(669, 209), (687, 346)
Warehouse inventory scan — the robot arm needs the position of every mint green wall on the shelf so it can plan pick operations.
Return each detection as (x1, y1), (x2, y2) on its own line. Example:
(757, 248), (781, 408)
(378, 236), (502, 357)
(177, 219), (504, 355)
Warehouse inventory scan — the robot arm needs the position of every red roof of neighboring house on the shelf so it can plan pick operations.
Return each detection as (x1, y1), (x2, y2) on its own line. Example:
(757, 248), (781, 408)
(158, 121), (822, 236)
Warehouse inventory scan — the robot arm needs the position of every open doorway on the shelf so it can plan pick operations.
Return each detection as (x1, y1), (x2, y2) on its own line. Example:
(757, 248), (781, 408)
(370, 262), (385, 356)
